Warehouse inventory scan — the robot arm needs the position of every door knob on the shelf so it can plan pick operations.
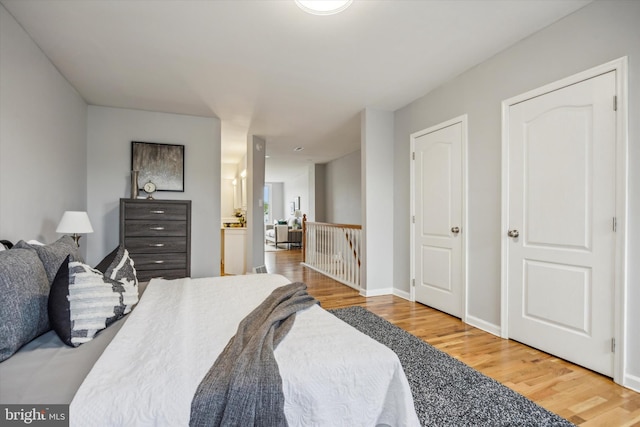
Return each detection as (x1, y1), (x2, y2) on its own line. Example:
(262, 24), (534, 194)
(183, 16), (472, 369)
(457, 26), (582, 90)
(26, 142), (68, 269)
(451, 226), (460, 234)
(508, 229), (519, 238)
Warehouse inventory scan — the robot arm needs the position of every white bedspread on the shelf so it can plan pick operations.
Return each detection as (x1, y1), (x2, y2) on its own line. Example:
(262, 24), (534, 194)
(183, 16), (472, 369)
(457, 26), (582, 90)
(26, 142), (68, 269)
(70, 274), (419, 426)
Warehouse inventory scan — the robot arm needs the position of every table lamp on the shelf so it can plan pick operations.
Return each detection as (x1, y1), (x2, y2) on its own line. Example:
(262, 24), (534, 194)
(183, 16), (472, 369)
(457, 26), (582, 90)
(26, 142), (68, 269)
(56, 211), (94, 246)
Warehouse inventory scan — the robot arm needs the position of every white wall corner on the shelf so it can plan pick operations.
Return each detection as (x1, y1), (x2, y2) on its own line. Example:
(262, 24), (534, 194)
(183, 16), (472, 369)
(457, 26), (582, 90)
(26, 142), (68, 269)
(359, 287), (394, 298)
(465, 314), (501, 337)
(393, 288), (412, 301)
(623, 373), (640, 394)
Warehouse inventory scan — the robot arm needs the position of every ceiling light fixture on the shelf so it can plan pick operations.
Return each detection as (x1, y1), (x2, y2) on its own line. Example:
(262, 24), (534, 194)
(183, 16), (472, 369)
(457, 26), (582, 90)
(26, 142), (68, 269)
(295, 0), (353, 16)
(294, 146), (305, 152)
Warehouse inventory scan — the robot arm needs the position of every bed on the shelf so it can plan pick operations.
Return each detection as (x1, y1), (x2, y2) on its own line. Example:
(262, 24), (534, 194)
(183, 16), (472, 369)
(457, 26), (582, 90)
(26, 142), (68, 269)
(1, 239), (419, 426)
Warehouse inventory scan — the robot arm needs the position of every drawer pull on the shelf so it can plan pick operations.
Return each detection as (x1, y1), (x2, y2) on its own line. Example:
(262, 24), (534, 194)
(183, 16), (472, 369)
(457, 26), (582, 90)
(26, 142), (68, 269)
(150, 227), (165, 231)
(153, 260), (165, 264)
(150, 243), (165, 247)
(150, 210), (165, 214)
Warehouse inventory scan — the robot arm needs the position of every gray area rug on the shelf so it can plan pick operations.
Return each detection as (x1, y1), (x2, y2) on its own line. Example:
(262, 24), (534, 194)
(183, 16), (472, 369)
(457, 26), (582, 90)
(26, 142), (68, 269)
(329, 306), (574, 427)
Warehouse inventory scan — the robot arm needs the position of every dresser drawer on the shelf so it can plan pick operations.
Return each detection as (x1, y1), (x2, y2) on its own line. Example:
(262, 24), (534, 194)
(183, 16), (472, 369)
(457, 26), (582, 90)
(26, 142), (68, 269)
(124, 202), (188, 221)
(124, 237), (187, 254)
(124, 220), (187, 237)
(131, 253), (187, 271)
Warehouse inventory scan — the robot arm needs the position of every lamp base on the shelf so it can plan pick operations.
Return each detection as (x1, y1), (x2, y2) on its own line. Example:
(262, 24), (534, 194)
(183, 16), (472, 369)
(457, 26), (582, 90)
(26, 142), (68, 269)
(71, 234), (82, 247)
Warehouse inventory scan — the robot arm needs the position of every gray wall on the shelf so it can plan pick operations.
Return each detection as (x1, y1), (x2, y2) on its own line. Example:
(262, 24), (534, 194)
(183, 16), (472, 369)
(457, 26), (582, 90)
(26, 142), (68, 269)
(268, 152), (361, 227)
(266, 173), (309, 223)
(313, 164), (326, 222)
(362, 108), (394, 295)
(267, 182), (285, 222)
(0, 5), (87, 251)
(325, 150), (361, 225)
(393, 0), (640, 385)
(246, 135), (265, 271)
(221, 163), (237, 222)
(284, 170), (310, 220)
(86, 106), (221, 278)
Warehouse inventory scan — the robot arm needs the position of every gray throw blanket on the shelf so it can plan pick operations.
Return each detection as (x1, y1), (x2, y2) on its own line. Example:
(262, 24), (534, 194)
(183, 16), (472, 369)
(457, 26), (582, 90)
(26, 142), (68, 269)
(190, 282), (318, 427)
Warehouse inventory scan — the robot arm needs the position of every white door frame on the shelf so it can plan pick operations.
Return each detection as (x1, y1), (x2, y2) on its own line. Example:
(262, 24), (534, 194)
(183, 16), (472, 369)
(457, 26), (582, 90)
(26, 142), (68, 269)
(410, 114), (468, 323)
(500, 57), (628, 385)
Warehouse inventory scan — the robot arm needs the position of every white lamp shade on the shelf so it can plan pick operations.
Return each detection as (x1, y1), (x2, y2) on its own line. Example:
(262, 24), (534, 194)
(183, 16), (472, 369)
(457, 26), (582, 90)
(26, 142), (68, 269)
(56, 211), (94, 234)
(294, 210), (302, 218)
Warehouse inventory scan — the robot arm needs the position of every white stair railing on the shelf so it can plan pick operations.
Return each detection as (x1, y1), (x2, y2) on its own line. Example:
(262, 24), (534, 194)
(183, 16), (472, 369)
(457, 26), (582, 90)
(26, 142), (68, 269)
(302, 215), (362, 291)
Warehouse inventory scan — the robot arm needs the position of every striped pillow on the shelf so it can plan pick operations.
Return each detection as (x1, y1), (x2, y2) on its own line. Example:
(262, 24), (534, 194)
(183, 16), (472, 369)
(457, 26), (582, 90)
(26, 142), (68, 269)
(49, 255), (139, 347)
(102, 246), (138, 312)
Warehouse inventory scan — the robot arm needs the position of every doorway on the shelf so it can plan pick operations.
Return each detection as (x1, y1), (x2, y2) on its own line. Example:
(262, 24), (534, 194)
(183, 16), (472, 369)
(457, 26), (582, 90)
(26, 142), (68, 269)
(411, 115), (467, 319)
(501, 58), (628, 381)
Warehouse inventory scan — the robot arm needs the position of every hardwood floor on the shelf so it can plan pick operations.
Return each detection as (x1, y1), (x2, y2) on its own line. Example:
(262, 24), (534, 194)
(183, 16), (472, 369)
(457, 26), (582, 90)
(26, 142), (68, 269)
(265, 248), (640, 426)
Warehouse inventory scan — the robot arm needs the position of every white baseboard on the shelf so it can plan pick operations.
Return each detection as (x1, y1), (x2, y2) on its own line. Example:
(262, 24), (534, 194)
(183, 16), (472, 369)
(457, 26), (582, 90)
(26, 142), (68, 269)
(624, 372), (640, 393)
(465, 314), (501, 337)
(360, 287), (393, 297)
(393, 288), (412, 301)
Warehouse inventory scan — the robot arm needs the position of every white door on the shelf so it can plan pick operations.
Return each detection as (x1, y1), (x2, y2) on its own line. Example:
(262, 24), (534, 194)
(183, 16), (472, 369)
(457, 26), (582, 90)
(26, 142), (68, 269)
(506, 71), (616, 376)
(413, 119), (464, 318)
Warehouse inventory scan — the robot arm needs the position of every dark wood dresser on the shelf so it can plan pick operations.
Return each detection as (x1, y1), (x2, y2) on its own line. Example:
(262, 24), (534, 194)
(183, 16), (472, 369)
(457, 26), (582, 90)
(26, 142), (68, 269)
(119, 198), (191, 281)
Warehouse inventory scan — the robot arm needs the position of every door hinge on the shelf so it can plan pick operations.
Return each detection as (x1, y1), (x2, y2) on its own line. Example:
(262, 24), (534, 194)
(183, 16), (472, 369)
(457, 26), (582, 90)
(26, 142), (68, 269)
(412, 278), (415, 287)
(412, 215), (415, 223)
(613, 95), (617, 111)
(412, 152), (415, 160)
(611, 338), (616, 353)
(613, 217), (617, 232)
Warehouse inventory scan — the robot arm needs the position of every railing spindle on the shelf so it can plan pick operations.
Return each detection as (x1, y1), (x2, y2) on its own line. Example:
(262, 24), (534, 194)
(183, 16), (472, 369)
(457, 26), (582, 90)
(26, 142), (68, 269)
(301, 220), (362, 290)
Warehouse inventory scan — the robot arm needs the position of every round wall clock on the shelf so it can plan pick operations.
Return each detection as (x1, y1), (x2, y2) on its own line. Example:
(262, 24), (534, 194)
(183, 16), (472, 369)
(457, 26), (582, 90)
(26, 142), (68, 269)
(143, 181), (157, 200)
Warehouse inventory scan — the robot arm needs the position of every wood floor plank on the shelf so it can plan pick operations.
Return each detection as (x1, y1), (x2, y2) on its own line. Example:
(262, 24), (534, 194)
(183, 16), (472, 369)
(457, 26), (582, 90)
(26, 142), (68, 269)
(263, 247), (640, 426)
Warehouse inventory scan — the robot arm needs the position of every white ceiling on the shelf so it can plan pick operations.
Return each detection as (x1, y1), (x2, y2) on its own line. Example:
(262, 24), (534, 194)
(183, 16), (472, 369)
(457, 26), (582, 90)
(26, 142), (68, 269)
(2, 0), (591, 182)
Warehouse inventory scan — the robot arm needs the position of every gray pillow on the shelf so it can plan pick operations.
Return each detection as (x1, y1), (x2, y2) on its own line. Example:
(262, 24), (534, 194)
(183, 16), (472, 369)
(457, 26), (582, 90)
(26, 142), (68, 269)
(14, 235), (84, 285)
(0, 248), (50, 361)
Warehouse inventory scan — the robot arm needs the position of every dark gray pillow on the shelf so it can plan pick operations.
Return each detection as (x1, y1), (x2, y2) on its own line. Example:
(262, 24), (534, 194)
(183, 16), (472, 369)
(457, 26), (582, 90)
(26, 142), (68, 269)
(103, 246), (138, 290)
(95, 246), (119, 273)
(0, 248), (50, 361)
(14, 235), (84, 285)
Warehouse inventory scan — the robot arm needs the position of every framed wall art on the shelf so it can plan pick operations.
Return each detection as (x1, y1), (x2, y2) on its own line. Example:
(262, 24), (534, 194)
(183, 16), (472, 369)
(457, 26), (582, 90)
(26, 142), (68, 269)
(131, 141), (185, 192)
